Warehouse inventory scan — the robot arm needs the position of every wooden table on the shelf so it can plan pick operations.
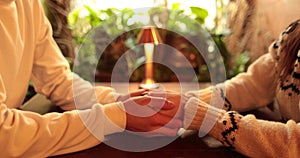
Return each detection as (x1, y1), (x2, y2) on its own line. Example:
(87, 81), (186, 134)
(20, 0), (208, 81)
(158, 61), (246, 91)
(54, 133), (244, 158)
(53, 82), (246, 158)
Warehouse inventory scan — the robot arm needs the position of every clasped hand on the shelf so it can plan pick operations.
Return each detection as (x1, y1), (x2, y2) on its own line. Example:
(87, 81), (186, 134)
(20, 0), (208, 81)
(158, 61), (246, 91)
(117, 89), (185, 137)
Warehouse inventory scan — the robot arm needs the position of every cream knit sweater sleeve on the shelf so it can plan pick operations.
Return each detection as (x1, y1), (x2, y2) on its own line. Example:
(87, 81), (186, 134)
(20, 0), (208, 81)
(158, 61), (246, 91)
(184, 97), (300, 158)
(0, 0), (126, 157)
(185, 49), (277, 112)
(30, 0), (118, 111)
(0, 100), (126, 157)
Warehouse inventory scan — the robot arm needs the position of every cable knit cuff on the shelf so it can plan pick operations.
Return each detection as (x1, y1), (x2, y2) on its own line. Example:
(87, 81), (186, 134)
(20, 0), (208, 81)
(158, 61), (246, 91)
(184, 97), (243, 148)
(185, 84), (232, 111)
(184, 97), (225, 132)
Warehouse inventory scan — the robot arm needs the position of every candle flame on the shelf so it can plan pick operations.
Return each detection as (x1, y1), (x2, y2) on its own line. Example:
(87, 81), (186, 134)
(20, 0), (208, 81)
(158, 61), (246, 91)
(144, 43), (155, 87)
(139, 27), (161, 89)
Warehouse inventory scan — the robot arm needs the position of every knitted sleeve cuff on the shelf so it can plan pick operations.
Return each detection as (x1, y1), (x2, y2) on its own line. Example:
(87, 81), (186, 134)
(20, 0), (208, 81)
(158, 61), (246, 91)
(183, 97), (225, 132)
(185, 84), (232, 111)
(184, 97), (243, 148)
(78, 102), (126, 141)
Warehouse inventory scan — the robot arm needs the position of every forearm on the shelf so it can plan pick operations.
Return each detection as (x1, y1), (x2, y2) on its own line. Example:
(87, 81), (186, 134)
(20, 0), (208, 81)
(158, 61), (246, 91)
(62, 73), (118, 110)
(184, 97), (300, 158)
(210, 113), (300, 157)
(33, 70), (117, 111)
(185, 53), (277, 112)
(0, 102), (126, 157)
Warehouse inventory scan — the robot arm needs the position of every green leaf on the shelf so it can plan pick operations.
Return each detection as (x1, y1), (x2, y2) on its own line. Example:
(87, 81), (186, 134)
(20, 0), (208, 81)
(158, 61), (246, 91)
(84, 5), (101, 27)
(172, 3), (181, 10)
(84, 5), (98, 18)
(190, 7), (208, 24)
(105, 8), (119, 16)
(68, 8), (81, 26)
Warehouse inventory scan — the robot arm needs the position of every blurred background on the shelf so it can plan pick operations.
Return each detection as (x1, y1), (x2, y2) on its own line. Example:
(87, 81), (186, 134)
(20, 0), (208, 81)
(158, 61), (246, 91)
(39, 0), (300, 84)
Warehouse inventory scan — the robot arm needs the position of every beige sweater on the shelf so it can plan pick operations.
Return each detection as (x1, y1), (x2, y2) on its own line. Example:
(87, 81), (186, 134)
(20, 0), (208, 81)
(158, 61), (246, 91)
(184, 21), (300, 157)
(0, 0), (126, 157)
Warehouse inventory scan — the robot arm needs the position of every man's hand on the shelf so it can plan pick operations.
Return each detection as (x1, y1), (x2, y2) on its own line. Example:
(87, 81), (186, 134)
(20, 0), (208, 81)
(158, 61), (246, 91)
(143, 90), (186, 119)
(123, 95), (182, 137)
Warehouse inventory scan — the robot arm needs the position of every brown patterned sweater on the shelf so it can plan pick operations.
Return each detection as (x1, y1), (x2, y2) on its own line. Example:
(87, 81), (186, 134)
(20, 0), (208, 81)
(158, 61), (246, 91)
(183, 20), (300, 157)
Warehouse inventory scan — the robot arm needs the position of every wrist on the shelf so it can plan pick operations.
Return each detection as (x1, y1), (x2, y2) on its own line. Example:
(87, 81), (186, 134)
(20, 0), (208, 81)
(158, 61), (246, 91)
(102, 102), (126, 134)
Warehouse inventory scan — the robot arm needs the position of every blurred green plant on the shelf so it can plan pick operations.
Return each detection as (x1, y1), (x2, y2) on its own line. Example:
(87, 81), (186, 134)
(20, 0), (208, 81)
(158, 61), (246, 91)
(68, 3), (249, 82)
(68, 6), (141, 44)
(68, 6), (142, 81)
(148, 3), (208, 36)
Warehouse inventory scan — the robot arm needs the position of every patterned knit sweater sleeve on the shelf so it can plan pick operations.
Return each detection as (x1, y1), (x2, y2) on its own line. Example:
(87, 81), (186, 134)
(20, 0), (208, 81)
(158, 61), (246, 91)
(185, 46), (277, 112)
(184, 97), (300, 158)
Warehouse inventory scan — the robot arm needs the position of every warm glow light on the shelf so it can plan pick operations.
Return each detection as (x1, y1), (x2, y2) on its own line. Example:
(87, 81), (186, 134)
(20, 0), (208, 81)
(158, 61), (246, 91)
(137, 27), (161, 89)
(145, 79), (154, 84)
(144, 43), (154, 84)
(144, 43), (154, 60)
(151, 28), (159, 45)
